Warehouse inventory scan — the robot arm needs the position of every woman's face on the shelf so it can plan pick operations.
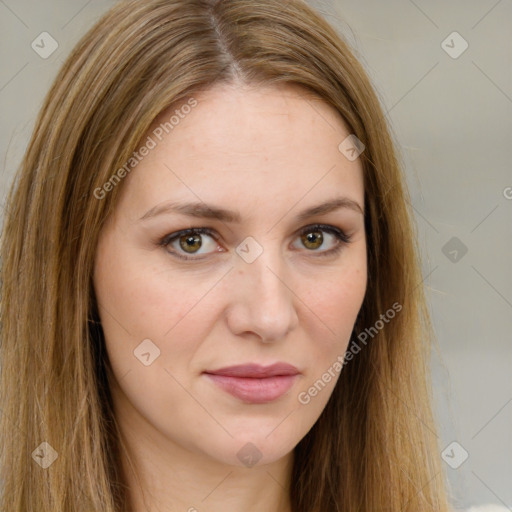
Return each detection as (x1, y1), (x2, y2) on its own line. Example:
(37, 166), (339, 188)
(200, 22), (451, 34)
(93, 82), (367, 469)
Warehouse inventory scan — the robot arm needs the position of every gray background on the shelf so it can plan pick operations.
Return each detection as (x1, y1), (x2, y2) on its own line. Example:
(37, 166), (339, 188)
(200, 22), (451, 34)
(1, 1), (511, 510)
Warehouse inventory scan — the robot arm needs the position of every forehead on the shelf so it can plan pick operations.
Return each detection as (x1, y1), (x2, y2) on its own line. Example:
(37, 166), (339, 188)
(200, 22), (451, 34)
(149, 82), (352, 159)
(116, 82), (364, 221)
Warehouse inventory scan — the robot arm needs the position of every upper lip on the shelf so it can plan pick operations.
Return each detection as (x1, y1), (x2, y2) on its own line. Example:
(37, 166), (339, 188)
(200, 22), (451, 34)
(204, 363), (300, 378)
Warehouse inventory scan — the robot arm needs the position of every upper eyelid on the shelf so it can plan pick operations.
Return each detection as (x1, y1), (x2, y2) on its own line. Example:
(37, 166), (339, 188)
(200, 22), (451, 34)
(165, 223), (346, 242)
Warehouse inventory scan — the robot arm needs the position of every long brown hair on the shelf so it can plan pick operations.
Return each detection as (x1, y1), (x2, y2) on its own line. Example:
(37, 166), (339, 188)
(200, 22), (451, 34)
(0, 0), (450, 510)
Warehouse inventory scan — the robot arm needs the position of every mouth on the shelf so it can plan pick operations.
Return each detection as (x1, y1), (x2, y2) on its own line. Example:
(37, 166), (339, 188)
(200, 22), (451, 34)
(203, 363), (300, 404)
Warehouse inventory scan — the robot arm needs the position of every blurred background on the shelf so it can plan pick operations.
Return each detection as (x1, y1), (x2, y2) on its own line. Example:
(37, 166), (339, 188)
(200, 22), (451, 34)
(0, 0), (510, 509)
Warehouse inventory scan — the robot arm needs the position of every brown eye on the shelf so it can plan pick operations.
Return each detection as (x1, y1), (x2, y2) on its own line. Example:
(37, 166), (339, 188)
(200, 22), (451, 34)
(293, 224), (352, 257)
(179, 233), (203, 254)
(160, 228), (220, 260)
(301, 230), (324, 250)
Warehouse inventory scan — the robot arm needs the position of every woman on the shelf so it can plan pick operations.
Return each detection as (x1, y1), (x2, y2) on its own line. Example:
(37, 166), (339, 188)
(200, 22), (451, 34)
(0, 0), (453, 510)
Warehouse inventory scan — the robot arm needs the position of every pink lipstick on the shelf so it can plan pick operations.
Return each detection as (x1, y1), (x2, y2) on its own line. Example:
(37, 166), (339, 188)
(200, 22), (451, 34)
(203, 363), (300, 404)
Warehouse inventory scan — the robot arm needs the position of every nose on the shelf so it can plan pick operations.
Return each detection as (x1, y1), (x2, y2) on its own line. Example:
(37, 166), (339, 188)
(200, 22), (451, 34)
(225, 249), (299, 344)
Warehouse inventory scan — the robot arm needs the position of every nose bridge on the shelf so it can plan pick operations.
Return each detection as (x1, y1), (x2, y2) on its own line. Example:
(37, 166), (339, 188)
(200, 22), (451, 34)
(246, 251), (286, 300)
(239, 238), (286, 298)
(229, 239), (298, 341)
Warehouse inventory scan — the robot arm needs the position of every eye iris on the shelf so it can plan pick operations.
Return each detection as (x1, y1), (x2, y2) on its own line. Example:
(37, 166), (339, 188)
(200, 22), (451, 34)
(302, 230), (323, 250)
(179, 234), (202, 253)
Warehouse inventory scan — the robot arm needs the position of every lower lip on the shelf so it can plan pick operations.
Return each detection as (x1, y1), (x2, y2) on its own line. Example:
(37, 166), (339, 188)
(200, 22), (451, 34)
(204, 374), (298, 404)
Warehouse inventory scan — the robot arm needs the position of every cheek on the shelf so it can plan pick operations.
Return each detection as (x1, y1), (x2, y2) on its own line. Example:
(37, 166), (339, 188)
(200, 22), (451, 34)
(303, 262), (367, 338)
(94, 231), (206, 332)
(93, 235), (216, 376)
(298, 260), (367, 388)
(93, 240), (222, 438)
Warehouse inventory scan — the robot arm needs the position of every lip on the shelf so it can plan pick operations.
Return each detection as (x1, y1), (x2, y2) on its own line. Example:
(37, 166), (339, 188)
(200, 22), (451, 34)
(203, 363), (300, 404)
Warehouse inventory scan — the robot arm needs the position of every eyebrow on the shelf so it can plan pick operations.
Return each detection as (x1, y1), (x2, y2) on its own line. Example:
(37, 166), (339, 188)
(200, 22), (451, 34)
(139, 196), (364, 223)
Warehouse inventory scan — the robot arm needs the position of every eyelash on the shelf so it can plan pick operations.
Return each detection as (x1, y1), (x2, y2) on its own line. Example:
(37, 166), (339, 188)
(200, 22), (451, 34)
(157, 224), (352, 261)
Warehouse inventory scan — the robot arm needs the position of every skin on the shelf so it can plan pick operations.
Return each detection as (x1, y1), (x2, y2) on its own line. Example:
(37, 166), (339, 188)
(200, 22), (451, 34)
(93, 81), (367, 512)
